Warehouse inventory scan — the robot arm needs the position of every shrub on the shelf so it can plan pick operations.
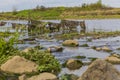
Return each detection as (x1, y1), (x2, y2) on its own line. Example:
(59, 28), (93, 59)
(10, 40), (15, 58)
(0, 35), (18, 65)
(18, 49), (61, 74)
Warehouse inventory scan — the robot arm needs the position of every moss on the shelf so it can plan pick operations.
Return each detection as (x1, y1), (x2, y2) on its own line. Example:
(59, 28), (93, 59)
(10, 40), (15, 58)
(80, 44), (89, 47)
(60, 74), (79, 80)
(117, 48), (120, 50)
(91, 46), (97, 50)
(88, 57), (98, 62)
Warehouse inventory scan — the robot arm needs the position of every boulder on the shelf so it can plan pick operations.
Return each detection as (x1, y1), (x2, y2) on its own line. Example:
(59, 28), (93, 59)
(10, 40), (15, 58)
(47, 46), (63, 52)
(105, 55), (120, 64)
(22, 47), (32, 53)
(19, 74), (27, 80)
(66, 59), (83, 70)
(78, 59), (120, 80)
(26, 72), (58, 80)
(62, 40), (79, 47)
(0, 56), (38, 74)
(102, 46), (112, 52)
(96, 47), (102, 51)
(111, 54), (120, 58)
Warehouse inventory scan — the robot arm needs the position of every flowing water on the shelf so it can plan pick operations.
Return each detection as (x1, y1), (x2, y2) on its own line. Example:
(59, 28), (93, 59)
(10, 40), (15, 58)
(0, 19), (120, 77)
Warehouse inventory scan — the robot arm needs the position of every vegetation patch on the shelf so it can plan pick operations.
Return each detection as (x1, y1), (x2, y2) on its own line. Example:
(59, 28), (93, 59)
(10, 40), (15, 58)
(0, 0), (120, 20)
(0, 35), (61, 78)
(74, 56), (86, 59)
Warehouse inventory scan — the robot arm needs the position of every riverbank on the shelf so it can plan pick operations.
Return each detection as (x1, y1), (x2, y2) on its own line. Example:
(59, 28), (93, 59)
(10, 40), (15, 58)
(0, 1), (120, 20)
(0, 8), (120, 20)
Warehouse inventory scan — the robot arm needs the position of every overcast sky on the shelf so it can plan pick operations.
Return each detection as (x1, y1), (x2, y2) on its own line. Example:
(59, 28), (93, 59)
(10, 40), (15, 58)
(0, 0), (120, 12)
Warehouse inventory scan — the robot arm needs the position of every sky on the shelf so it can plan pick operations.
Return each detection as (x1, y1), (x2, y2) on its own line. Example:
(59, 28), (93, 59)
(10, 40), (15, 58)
(0, 0), (120, 12)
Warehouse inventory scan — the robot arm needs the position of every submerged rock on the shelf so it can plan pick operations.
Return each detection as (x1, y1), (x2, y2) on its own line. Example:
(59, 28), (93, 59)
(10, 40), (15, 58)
(0, 56), (38, 74)
(102, 46), (112, 52)
(80, 44), (89, 47)
(62, 40), (79, 47)
(22, 47), (33, 53)
(105, 54), (120, 64)
(60, 74), (79, 80)
(23, 38), (35, 41)
(96, 47), (102, 51)
(26, 72), (58, 80)
(47, 46), (63, 52)
(78, 59), (120, 80)
(66, 59), (83, 70)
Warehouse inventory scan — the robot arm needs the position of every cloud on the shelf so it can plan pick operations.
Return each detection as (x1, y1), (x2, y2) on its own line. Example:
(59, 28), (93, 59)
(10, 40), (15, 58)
(0, 0), (40, 11)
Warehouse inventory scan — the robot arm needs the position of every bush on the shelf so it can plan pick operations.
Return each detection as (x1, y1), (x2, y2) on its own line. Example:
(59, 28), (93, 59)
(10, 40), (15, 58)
(0, 35), (18, 65)
(18, 49), (61, 74)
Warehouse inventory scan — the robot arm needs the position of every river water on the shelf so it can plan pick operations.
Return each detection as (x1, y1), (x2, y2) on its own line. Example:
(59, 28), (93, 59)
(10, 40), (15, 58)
(0, 19), (120, 77)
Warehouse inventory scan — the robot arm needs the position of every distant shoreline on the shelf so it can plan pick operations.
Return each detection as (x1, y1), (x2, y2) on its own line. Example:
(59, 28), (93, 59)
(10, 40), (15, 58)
(0, 1), (120, 20)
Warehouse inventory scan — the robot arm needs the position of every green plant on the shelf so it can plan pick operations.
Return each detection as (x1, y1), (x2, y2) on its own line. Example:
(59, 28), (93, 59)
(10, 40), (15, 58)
(0, 34), (18, 65)
(19, 49), (61, 74)
(60, 74), (79, 80)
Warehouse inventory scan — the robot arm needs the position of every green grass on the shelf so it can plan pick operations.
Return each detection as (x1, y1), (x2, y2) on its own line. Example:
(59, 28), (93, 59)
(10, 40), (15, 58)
(0, 32), (14, 37)
(0, 0), (120, 20)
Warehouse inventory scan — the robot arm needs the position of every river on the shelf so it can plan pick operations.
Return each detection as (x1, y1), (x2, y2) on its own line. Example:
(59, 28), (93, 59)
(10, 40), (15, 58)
(0, 19), (120, 78)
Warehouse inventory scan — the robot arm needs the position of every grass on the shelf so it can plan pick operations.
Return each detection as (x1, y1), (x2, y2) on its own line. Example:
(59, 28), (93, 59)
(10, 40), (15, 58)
(0, 32), (14, 37)
(0, 0), (120, 20)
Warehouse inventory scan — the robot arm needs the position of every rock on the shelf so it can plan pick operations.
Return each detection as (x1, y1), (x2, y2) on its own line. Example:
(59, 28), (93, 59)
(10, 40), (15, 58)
(117, 48), (120, 50)
(60, 74), (79, 80)
(96, 47), (102, 51)
(74, 56), (86, 59)
(91, 46), (96, 49)
(80, 44), (89, 47)
(78, 59), (120, 80)
(47, 46), (63, 52)
(62, 40), (79, 47)
(105, 56), (120, 64)
(1, 56), (38, 74)
(19, 74), (27, 80)
(23, 38), (35, 41)
(34, 45), (44, 49)
(28, 41), (36, 44)
(22, 47), (32, 53)
(17, 40), (25, 44)
(102, 46), (112, 52)
(111, 54), (120, 58)
(66, 59), (83, 70)
(27, 72), (58, 80)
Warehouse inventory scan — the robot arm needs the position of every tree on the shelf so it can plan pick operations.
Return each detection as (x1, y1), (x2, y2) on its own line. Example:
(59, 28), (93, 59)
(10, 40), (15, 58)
(40, 5), (46, 11)
(35, 5), (40, 10)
